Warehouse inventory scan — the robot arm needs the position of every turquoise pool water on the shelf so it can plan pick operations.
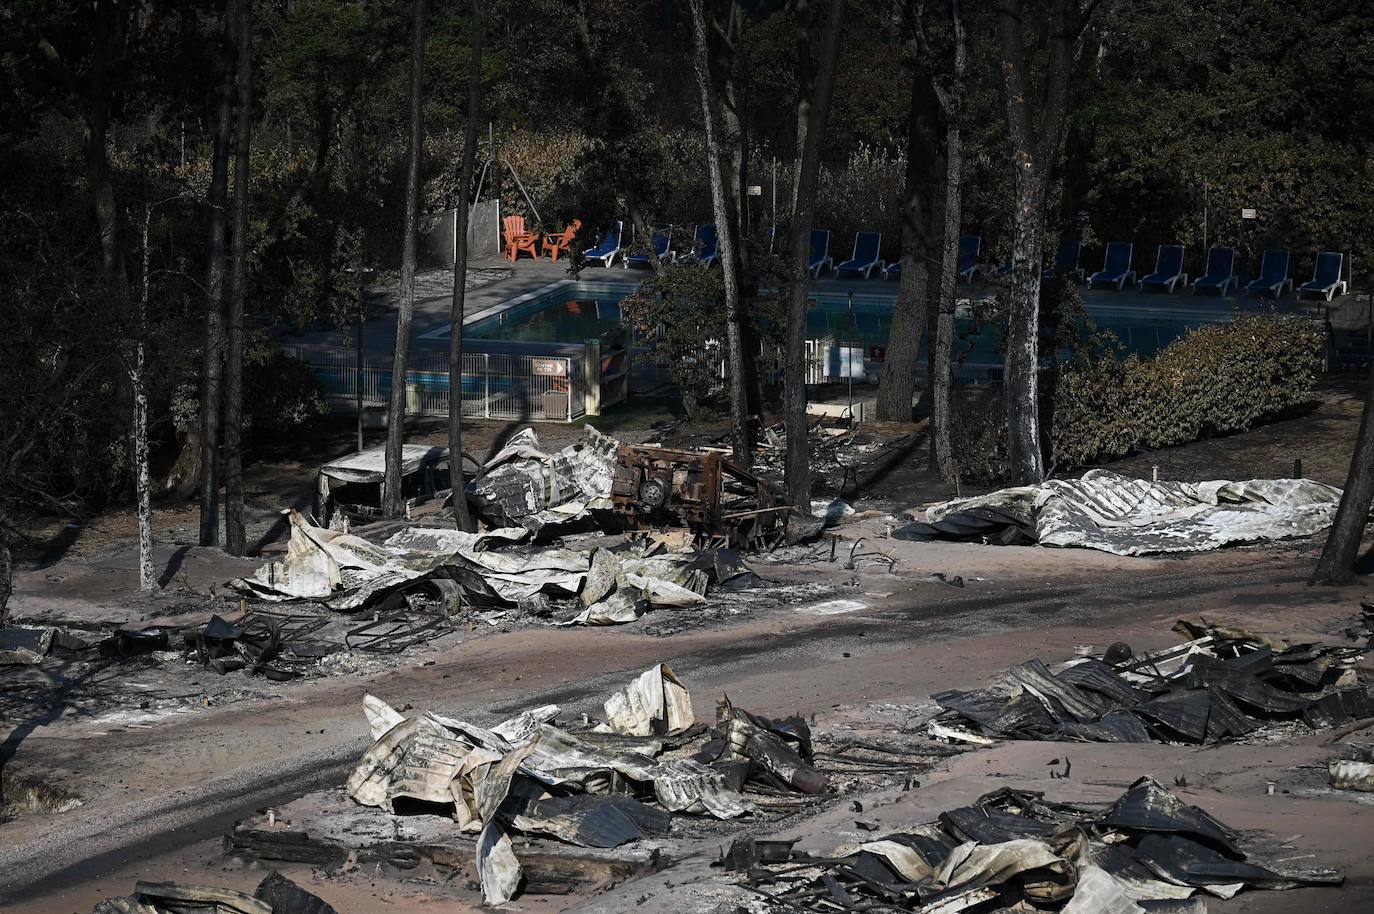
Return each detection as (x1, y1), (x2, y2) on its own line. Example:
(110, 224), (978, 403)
(466, 281), (1239, 366)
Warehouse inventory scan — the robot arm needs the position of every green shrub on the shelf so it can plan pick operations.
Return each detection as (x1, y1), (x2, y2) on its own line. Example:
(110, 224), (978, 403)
(243, 341), (330, 442)
(1051, 315), (1324, 466)
(618, 263), (728, 420)
(950, 387), (1010, 485)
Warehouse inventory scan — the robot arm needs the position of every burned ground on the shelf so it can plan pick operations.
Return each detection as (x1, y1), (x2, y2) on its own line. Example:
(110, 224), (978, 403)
(3, 383), (1373, 913)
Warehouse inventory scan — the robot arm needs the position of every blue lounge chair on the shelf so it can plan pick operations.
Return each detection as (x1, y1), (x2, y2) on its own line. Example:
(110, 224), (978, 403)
(834, 232), (883, 279)
(623, 224), (674, 269)
(1042, 239), (1082, 281)
(676, 224), (718, 266)
(1139, 244), (1188, 293)
(1245, 249), (1292, 298)
(956, 235), (981, 282)
(807, 229), (833, 277)
(582, 222), (622, 267)
(1298, 251), (1348, 301)
(1088, 242), (1136, 290)
(1191, 247), (1237, 295)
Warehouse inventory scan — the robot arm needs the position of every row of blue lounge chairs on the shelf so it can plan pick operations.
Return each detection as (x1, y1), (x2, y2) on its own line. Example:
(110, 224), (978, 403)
(582, 222), (985, 282)
(1084, 242), (1349, 300)
(581, 223), (1349, 301)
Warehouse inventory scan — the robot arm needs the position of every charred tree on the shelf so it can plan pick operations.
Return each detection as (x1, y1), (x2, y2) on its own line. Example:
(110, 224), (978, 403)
(224, 0), (253, 556)
(995, 0), (1101, 484)
(929, 0), (965, 480)
(0, 540), (11, 629)
(383, 0), (431, 518)
(198, 0), (237, 545)
(688, 0), (753, 464)
(131, 202), (155, 591)
(783, 0), (846, 513)
(874, 60), (942, 422)
(447, 0), (483, 533)
(1313, 370), (1374, 583)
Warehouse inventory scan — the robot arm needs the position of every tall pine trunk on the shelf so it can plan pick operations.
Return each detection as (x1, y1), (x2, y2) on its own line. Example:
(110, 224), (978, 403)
(996, 0), (1080, 485)
(0, 541), (11, 629)
(384, 0), (430, 517)
(132, 203), (154, 591)
(783, 0), (846, 513)
(875, 64), (941, 422)
(1002, 169), (1047, 483)
(1313, 368), (1374, 583)
(688, 0), (752, 464)
(930, 0), (966, 480)
(198, 0), (236, 546)
(447, 0), (482, 533)
(224, 0), (253, 555)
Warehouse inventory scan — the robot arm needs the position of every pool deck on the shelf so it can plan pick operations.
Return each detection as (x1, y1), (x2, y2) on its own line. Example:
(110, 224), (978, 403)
(280, 253), (1364, 360)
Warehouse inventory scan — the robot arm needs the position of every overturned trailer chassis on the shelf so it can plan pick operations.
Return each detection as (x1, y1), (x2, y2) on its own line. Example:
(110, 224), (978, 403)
(610, 445), (783, 548)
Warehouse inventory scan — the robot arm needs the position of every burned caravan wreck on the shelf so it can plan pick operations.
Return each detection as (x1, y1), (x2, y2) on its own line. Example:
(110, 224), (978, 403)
(315, 444), (452, 529)
(471, 427), (788, 547)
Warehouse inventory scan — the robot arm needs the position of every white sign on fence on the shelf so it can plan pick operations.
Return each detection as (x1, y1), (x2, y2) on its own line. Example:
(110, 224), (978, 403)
(1240, 207), (1258, 220)
(531, 357), (568, 376)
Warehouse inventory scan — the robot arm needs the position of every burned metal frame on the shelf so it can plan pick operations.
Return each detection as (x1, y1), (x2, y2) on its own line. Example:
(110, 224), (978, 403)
(345, 613), (451, 654)
(610, 444), (784, 549)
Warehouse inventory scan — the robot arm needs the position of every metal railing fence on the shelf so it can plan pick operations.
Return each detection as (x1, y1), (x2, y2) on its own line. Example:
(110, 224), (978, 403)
(285, 346), (585, 422)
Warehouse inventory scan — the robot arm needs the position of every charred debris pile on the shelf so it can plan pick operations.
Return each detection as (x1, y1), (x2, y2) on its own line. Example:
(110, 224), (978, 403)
(930, 619), (1373, 747)
(732, 777), (1342, 913)
(93, 873), (337, 914)
(226, 426), (816, 627)
(226, 664), (935, 905)
(5, 427), (858, 685)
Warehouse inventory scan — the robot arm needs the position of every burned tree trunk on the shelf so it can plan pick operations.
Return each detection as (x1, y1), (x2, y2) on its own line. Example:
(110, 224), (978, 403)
(688, 0), (753, 464)
(930, 0), (966, 481)
(1002, 166), (1049, 483)
(83, 3), (146, 583)
(224, 0), (253, 556)
(0, 539), (11, 629)
(132, 203), (155, 591)
(875, 63), (941, 422)
(383, 0), (431, 518)
(198, 0), (236, 546)
(995, 0), (1087, 485)
(1313, 369), (1374, 583)
(783, 0), (846, 515)
(447, 0), (483, 533)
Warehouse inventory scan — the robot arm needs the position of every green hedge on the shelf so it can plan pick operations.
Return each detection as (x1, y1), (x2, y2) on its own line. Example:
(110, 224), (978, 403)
(1051, 315), (1325, 467)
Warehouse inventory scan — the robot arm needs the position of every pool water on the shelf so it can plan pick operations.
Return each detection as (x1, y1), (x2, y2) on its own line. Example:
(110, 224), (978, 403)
(467, 281), (1238, 366)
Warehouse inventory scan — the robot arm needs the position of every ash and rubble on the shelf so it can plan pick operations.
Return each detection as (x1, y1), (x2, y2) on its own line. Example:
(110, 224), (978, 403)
(928, 619), (1374, 747)
(730, 776), (1343, 914)
(73, 615), (1374, 912)
(93, 872), (338, 914)
(1, 426), (864, 711)
(228, 425), (815, 623)
(222, 663), (942, 906)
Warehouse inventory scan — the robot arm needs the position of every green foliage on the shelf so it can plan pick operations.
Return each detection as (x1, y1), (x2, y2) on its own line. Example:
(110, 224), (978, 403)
(1072, 0), (1374, 276)
(1051, 315), (1324, 467)
(950, 388), (1009, 486)
(242, 334), (330, 441)
(618, 263), (727, 419)
(814, 144), (906, 262)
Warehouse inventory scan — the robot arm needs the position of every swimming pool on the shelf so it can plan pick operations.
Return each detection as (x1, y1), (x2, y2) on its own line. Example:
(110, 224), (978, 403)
(462, 280), (1243, 369)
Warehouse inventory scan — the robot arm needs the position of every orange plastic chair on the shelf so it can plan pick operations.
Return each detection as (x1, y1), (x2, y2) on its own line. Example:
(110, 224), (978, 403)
(503, 214), (538, 262)
(541, 219), (583, 262)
